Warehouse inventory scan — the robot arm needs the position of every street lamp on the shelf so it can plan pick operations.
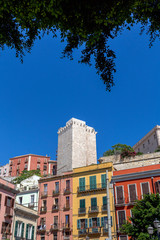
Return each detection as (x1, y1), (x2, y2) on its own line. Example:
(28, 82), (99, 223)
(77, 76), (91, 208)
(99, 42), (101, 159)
(147, 219), (160, 240)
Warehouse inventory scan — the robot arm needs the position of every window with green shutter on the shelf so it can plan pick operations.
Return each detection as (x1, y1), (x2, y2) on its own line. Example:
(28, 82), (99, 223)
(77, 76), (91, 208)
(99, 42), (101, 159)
(89, 218), (92, 227)
(31, 226), (34, 240)
(85, 219), (88, 228)
(91, 198), (97, 207)
(14, 221), (18, 237)
(90, 176), (96, 190)
(77, 220), (80, 229)
(103, 196), (107, 205)
(97, 217), (100, 227)
(80, 199), (85, 208)
(26, 224), (29, 239)
(101, 174), (106, 188)
(21, 223), (24, 238)
(79, 178), (85, 191)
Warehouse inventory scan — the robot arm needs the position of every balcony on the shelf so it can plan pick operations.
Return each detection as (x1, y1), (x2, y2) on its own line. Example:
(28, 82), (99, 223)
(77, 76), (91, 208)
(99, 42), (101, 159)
(62, 223), (70, 231)
(78, 208), (86, 215)
(115, 198), (125, 207)
(77, 183), (106, 194)
(37, 225), (46, 234)
(50, 223), (59, 232)
(64, 188), (71, 195)
(88, 227), (101, 235)
(52, 190), (59, 197)
(78, 228), (87, 236)
(126, 197), (138, 205)
(5, 207), (13, 217)
(41, 191), (48, 198)
(28, 203), (35, 209)
(103, 227), (108, 234)
(17, 160), (21, 164)
(88, 206), (99, 214)
(10, 161), (13, 166)
(52, 205), (59, 212)
(63, 204), (70, 211)
(40, 206), (47, 214)
(102, 205), (107, 212)
(25, 158), (28, 163)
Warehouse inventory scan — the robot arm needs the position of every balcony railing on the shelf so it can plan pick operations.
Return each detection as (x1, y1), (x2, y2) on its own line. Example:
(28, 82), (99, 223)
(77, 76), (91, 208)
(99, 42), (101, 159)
(62, 223), (70, 230)
(78, 228), (87, 236)
(115, 198), (125, 206)
(50, 223), (59, 232)
(77, 183), (106, 193)
(41, 191), (48, 198)
(88, 227), (101, 235)
(52, 205), (59, 212)
(88, 206), (99, 213)
(126, 196), (138, 205)
(5, 207), (13, 217)
(52, 190), (59, 196)
(101, 205), (107, 212)
(17, 160), (21, 164)
(103, 227), (108, 234)
(64, 188), (71, 195)
(40, 206), (47, 214)
(63, 204), (70, 211)
(25, 158), (28, 163)
(37, 225), (46, 233)
(78, 208), (86, 214)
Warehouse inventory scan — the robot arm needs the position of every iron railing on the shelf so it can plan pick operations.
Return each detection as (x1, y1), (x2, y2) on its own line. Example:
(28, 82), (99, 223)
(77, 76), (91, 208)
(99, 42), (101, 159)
(78, 208), (86, 214)
(5, 206), (13, 217)
(77, 183), (106, 193)
(41, 191), (48, 198)
(52, 190), (60, 196)
(40, 206), (47, 214)
(101, 205), (107, 212)
(88, 206), (99, 213)
(64, 188), (71, 195)
(52, 205), (59, 212)
(88, 227), (101, 234)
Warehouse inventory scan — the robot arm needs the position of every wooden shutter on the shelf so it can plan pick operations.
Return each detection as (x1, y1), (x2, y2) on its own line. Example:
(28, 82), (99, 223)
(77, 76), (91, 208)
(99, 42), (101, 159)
(11, 198), (14, 207)
(101, 217), (104, 227)
(66, 180), (70, 189)
(103, 196), (107, 206)
(97, 218), (100, 227)
(129, 184), (137, 202)
(31, 226), (34, 240)
(116, 186), (124, 204)
(80, 199), (85, 208)
(155, 181), (160, 193)
(85, 219), (88, 228)
(26, 224), (28, 239)
(141, 182), (149, 196)
(14, 221), (18, 237)
(111, 216), (113, 226)
(118, 211), (125, 228)
(79, 178), (85, 191)
(5, 196), (7, 206)
(101, 174), (106, 188)
(89, 218), (92, 228)
(90, 176), (96, 190)
(91, 198), (97, 207)
(21, 223), (24, 238)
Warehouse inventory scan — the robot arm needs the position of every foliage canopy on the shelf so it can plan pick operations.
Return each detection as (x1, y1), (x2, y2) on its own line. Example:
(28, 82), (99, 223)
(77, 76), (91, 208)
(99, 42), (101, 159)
(121, 194), (160, 240)
(1, 0), (160, 91)
(103, 143), (134, 156)
(12, 170), (41, 184)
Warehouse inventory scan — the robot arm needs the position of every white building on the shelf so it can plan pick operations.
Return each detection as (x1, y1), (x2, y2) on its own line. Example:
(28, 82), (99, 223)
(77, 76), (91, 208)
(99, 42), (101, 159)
(133, 125), (160, 154)
(16, 175), (41, 211)
(57, 118), (97, 174)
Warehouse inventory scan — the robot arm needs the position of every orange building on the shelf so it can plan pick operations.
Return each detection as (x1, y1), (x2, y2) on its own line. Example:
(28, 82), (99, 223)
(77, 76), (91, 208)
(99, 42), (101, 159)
(9, 154), (57, 177)
(112, 164), (160, 240)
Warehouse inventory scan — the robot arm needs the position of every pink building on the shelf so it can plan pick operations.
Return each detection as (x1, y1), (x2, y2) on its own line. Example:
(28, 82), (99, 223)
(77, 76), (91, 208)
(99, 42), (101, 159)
(0, 177), (18, 239)
(37, 172), (73, 240)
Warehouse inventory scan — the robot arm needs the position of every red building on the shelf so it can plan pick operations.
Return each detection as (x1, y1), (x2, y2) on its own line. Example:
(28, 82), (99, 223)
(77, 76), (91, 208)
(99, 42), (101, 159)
(0, 177), (18, 240)
(9, 154), (57, 177)
(37, 172), (73, 240)
(112, 164), (160, 240)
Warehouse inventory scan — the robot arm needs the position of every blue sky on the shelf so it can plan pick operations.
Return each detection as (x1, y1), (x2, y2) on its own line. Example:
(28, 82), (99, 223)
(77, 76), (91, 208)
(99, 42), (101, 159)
(0, 25), (160, 165)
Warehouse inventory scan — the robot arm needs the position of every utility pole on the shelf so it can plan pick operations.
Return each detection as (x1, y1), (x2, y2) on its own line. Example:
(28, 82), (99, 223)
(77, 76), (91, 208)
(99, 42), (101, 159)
(106, 170), (112, 240)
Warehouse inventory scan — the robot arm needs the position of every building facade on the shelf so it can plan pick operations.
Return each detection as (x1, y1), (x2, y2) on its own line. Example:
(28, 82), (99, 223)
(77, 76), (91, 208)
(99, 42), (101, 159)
(37, 172), (73, 240)
(133, 125), (160, 153)
(72, 162), (117, 240)
(0, 177), (18, 240)
(0, 163), (9, 178)
(57, 118), (97, 174)
(9, 154), (57, 177)
(12, 202), (39, 240)
(112, 164), (160, 240)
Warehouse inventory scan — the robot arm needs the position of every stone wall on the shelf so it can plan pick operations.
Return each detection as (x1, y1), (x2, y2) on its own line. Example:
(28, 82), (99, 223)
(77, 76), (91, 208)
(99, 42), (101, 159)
(99, 152), (160, 170)
(57, 118), (97, 174)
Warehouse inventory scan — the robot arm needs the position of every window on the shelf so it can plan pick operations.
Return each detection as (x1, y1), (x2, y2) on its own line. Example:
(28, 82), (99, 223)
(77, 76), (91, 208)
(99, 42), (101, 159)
(79, 177), (85, 191)
(143, 144), (145, 148)
(128, 184), (137, 202)
(155, 181), (160, 193)
(37, 164), (40, 169)
(91, 198), (97, 207)
(148, 139), (150, 144)
(41, 237), (45, 240)
(24, 164), (28, 169)
(103, 196), (107, 206)
(19, 197), (23, 205)
(89, 217), (100, 227)
(116, 186), (124, 204)
(42, 200), (47, 207)
(27, 225), (33, 240)
(55, 182), (59, 193)
(6, 197), (11, 207)
(15, 221), (24, 238)
(31, 195), (34, 203)
(53, 233), (57, 240)
(40, 218), (46, 227)
(80, 199), (85, 209)
(52, 166), (56, 175)
(118, 211), (126, 228)
(55, 198), (58, 205)
(101, 174), (106, 188)
(65, 215), (70, 225)
(66, 196), (70, 207)
(141, 182), (150, 196)
(54, 216), (58, 225)
(66, 180), (70, 190)
(77, 219), (88, 229)
(44, 184), (48, 193)
(90, 176), (96, 190)
(43, 165), (47, 170)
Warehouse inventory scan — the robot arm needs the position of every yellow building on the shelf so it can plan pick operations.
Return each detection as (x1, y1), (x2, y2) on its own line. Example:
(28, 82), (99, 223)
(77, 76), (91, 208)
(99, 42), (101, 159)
(72, 162), (117, 240)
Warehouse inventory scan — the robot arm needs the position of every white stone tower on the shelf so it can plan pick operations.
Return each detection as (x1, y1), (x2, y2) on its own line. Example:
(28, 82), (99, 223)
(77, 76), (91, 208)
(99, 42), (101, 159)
(57, 118), (97, 174)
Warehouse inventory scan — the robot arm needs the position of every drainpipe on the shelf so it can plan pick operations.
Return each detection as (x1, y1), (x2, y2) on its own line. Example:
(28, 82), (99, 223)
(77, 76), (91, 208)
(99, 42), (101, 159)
(151, 177), (155, 193)
(106, 170), (112, 240)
